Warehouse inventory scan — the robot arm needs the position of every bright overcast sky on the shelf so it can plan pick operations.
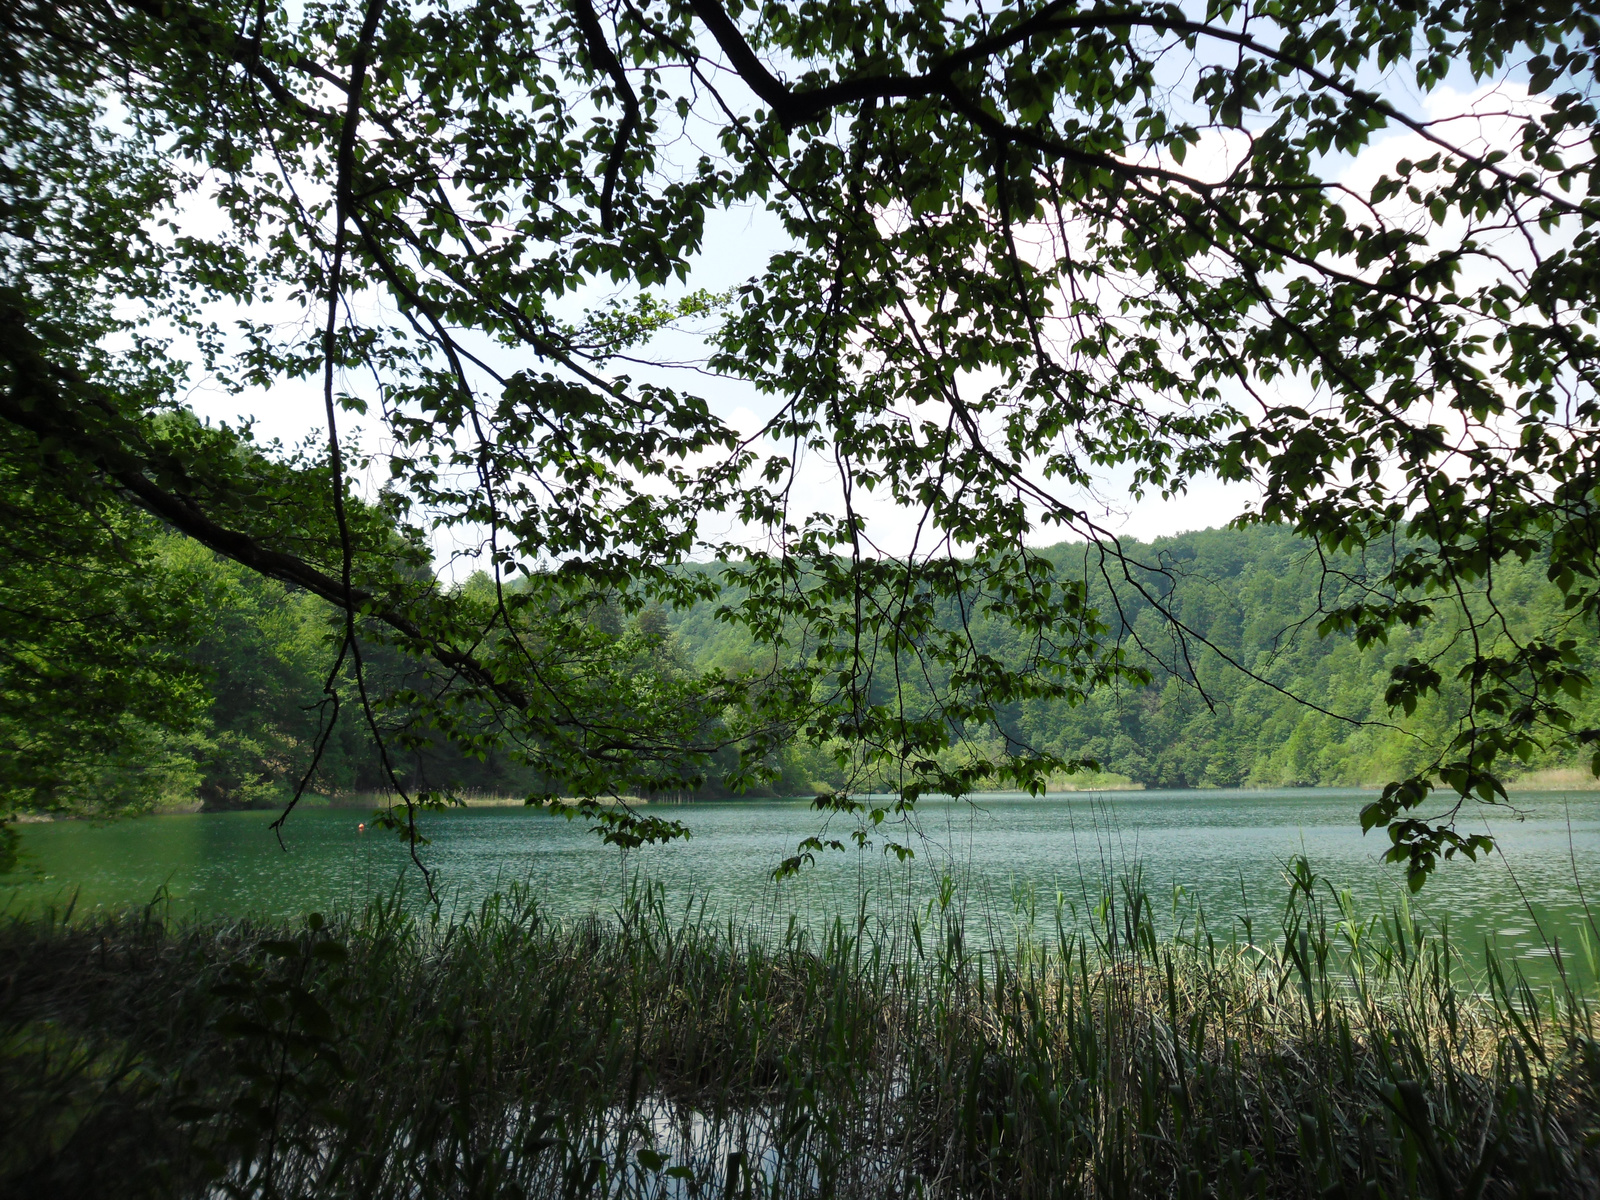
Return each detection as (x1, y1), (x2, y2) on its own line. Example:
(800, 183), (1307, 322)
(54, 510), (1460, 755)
(171, 69), (1538, 569)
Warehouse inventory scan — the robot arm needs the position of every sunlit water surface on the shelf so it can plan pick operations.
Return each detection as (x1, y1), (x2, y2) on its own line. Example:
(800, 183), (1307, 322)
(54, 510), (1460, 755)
(5, 789), (1596, 981)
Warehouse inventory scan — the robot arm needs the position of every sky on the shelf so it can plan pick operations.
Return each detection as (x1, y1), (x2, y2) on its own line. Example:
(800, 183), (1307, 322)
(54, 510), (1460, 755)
(173, 164), (1264, 551)
(165, 54), (1546, 569)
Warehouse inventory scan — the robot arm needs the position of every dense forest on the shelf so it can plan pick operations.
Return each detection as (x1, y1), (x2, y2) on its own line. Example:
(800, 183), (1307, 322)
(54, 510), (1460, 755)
(679, 525), (1600, 794)
(6, 0), (1600, 1194)
(7, 520), (1592, 818)
(9, 0), (1599, 882)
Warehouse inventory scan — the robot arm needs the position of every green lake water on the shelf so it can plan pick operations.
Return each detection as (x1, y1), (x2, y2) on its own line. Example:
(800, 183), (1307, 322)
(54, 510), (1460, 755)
(5, 789), (1597, 981)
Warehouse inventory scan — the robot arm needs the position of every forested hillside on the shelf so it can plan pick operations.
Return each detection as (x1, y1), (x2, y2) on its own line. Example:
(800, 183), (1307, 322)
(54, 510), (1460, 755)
(5, 521), (1594, 816)
(668, 525), (1600, 793)
(1031, 528), (1599, 788)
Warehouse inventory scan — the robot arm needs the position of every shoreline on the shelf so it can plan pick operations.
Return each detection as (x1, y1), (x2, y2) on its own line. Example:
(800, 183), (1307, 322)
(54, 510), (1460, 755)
(3, 886), (1594, 1197)
(9, 775), (1600, 823)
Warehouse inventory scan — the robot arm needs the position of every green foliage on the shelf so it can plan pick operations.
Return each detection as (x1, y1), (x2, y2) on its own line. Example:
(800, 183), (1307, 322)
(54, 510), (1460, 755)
(190, 912), (357, 1184)
(4, 0), (1600, 878)
(1, 878), (1596, 1196)
(164, 539), (380, 809)
(0, 428), (209, 817)
(669, 525), (1600, 808)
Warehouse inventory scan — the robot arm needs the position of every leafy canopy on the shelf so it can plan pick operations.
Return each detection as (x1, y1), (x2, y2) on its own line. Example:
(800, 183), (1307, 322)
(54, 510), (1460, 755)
(3, 0), (1599, 886)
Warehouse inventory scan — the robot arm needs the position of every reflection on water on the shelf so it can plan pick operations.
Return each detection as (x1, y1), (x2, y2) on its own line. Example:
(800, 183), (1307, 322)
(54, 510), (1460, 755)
(5, 788), (1596, 978)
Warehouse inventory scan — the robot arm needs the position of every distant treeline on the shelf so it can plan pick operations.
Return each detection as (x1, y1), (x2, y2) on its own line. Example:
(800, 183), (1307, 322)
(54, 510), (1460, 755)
(7, 524), (1594, 815)
(671, 523), (1600, 793)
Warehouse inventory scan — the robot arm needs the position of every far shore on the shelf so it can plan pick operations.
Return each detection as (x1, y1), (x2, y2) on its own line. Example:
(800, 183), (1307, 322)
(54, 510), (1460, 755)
(9, 769), (1598, 823)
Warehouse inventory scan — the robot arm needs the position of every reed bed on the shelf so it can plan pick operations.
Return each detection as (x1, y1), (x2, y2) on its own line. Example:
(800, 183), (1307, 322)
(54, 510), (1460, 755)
(2, 864), (1596, 1199)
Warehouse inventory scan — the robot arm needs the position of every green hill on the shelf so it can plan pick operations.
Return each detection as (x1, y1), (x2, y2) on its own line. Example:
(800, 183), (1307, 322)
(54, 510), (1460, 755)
(667, 524), (1600, 792)
(8, 522), (1595, 816)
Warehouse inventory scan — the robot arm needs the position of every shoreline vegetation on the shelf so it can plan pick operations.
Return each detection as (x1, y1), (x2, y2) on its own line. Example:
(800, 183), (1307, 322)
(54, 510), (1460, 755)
(12, 525), (1600, 829)
(10, 768), (1600, 824)
(3, 869), (1596, 1199)
(8, 8), (1600, 1200)
(8, 793), (656, 821)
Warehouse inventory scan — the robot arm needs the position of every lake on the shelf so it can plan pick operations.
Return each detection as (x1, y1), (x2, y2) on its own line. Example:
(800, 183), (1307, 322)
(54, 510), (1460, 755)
(5, 788), (1597, 980)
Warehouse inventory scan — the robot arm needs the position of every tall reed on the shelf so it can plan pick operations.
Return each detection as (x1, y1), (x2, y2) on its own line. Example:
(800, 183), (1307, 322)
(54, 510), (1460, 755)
(2, 861), (1595, 1198)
